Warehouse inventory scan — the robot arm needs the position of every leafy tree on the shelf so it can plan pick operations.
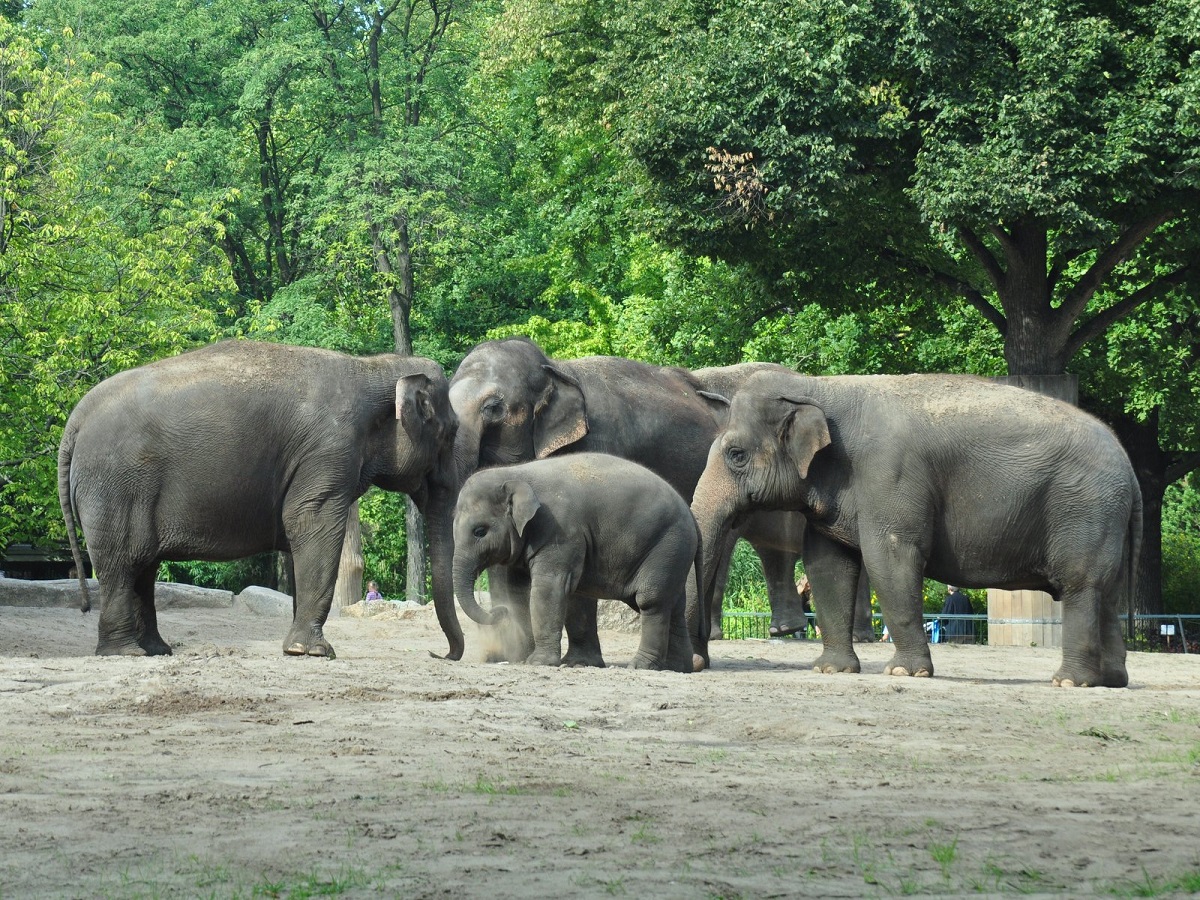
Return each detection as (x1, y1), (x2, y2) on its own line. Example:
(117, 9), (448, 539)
(491, 0), (1200, 617)
(0, 19), (230, 551)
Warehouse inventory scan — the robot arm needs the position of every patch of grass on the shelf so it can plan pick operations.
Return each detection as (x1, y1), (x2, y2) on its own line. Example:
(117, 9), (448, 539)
(929, 836), (959, 880)
(471, 774), (524, 795)
(1104, 866), (1200, 897)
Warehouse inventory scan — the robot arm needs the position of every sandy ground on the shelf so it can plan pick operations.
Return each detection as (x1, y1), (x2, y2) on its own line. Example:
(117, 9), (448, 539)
(1, 598), (1199, 899)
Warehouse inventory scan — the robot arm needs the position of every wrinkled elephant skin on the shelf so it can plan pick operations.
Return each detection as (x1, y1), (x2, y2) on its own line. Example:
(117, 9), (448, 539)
(452, 454), (699, 673)
(58, 341), (457, 659)
(692, 371), (1140, 688)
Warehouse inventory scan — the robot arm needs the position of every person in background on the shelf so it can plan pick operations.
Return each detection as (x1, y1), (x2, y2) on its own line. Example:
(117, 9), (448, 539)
(940, 584), (975, 644)
(365, 580), (383, 602)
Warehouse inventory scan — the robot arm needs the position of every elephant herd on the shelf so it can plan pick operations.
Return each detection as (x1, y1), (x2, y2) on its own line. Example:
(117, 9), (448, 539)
(57, 337), (1142, 688)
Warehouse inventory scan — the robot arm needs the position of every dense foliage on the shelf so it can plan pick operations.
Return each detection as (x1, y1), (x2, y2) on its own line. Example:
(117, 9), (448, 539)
(1, 1), (1197, 615)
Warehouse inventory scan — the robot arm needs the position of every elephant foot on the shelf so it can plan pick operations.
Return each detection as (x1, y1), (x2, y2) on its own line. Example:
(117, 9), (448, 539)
(95, 639), (150, 657)
(139, 636), (174, 656)
(709, 622), (725, 641)
(524, 649), (564, 666)
(561, 646), (606, 668)
(1052, 662), (1127, 688)
(769, 619), (806, 638)
(812, 649), (860, 675)
(283, 626), (336, 659)
(884, 652), (933, 677)
(629, 652), (664, 671)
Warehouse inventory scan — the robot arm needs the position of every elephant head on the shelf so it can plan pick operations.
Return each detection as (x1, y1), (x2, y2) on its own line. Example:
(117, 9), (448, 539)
(692, 386), (831, 607)
(447, 337), (588, 474)
(452, 474), (542, 627)
(427, 337), (587, 657)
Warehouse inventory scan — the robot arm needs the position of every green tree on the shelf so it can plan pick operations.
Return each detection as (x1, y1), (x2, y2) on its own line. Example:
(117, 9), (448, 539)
(492, 0), (1200, 617)
(0, 19), (229, 551)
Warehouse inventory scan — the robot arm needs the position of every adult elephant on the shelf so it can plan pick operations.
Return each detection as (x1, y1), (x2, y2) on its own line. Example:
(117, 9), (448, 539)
(428, 338), (821, 668)
(692, 365), (876, 646)
(58, 340), (458, 658)
(692, 370), (1140, 688)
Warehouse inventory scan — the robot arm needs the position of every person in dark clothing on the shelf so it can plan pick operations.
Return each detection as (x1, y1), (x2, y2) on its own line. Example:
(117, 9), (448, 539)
(940, 585), (975, 644)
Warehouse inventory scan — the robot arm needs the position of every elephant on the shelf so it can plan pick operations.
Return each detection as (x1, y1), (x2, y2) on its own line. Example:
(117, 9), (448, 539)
(426, 338), (826, 669)
(691, 370), (1141, 688)
(452, 453), (699, 672)
(57, 340), (458, 658)
(692, 364), (877, 646)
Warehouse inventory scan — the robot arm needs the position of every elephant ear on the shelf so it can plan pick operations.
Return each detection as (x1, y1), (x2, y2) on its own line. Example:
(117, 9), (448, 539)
(396, 373), (437, 431)
(505, 480), (541, 537)
(777, 396), (831, 479)
(533, 365), (588, 458)
(696, 389), (731, 426)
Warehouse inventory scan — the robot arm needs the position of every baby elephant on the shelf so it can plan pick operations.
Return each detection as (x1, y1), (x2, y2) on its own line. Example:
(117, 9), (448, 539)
(452, 453), (700, 672)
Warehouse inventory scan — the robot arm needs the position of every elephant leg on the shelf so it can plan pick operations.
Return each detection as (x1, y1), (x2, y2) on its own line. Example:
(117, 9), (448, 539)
(803, 532), (862, 674)
(525, 574), (569, 667)
(485, 566), (534, 662)
(282, 507), (346, 658)
(707, 533), (735, 641)
(861, 542), (933, 678)
(562, 596), (606, 668)
(756, 545), (805, 636)
(95, 562), (163, 656)
(1054, 585), (1127, 688)
(852, 570), (877, 642)
(1100, 591), (1130, 688)
(135, 567), (172, 656)
(630, 587), (679, 671)
(664, 593), (694, 674)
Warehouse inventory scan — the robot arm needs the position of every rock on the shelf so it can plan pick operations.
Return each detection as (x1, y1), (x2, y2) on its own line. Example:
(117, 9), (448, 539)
(597, 598), (640, 633)
(234, 585), (293, 618)
(0, 576), (232, 609)
(341, 599), (430, 620)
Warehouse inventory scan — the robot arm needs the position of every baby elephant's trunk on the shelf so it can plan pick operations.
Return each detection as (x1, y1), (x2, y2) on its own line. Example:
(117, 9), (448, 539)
(453, 559), (507, 626)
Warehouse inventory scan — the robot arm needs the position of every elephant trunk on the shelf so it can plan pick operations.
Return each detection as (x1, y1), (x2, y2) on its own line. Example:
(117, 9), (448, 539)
(425, 482), (465, 660)
(454, 555), (507, 627)
(689, 442), (745, 669)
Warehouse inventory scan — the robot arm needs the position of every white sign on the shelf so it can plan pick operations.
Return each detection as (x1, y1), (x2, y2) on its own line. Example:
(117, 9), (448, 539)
(1160, 624), (1176, 636)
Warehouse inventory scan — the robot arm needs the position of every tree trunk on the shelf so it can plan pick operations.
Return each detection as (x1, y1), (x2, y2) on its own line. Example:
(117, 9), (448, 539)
(334, 500), (365, 608)
(275, 552), (293, 598)
(1109, 411), (1168, 627)
(405, 497), (427, 603)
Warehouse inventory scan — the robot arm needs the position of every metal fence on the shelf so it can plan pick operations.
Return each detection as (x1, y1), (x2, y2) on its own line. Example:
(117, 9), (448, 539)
(720, 611), (1200, 653)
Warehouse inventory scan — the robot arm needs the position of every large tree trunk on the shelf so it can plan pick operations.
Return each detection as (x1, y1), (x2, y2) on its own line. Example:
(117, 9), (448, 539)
(1109, 412), (1169, 626)
(334, 501), (364, 608)
(405, 498), (426, 602)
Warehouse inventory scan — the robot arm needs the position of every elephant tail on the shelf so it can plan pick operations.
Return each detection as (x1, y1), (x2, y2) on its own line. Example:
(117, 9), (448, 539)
(56, 423), (92, 614)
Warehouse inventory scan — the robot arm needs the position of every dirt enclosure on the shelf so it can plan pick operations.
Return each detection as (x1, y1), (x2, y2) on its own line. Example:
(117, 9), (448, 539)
(1, 596), (1198, 899)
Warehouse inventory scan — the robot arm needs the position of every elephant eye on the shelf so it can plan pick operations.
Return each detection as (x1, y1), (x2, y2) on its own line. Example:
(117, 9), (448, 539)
(482, 396), (504, 417)
(473, 525), (489, 539)
(725, 446), (748, 468)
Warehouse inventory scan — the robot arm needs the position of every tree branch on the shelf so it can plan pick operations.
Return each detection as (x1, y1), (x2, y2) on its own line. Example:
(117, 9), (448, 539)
(1065, 264), (1192, 358)
(1166, 451), (1200, 486)
(878, 246), (1007, 334)
(1059, 209), (1176, 321)
(959, 225), (1006, 291)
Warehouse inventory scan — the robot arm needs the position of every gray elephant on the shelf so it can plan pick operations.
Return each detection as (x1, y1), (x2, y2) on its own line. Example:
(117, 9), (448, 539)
(427, 338), (816, 669)
(452, 454), (698, 672)
(692, 370), (1141, 688)
(693, 364), (876, 646)
(57, 340), (458, 658)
